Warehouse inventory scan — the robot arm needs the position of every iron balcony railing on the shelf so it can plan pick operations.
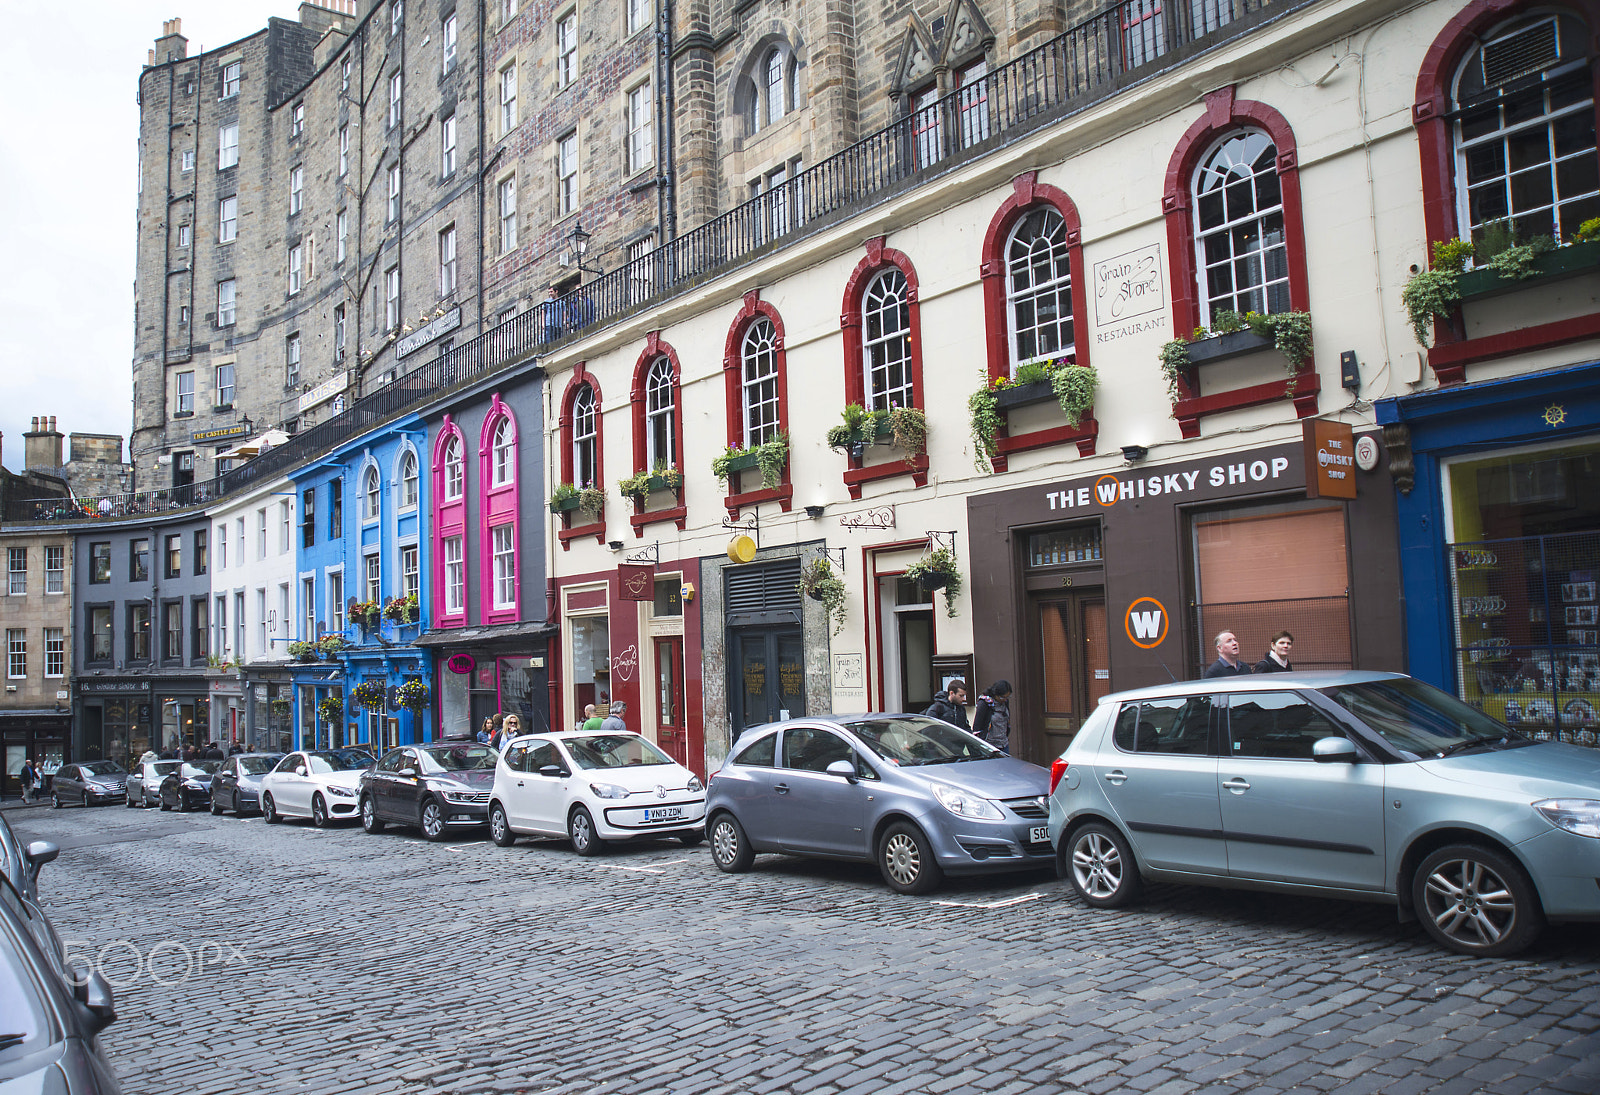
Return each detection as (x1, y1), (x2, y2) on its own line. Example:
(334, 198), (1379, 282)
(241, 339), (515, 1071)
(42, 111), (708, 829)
(38, 0), (1300, 523)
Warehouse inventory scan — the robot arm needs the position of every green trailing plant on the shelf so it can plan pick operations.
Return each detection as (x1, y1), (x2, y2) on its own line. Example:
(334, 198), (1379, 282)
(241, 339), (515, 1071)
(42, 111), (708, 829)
(349, 600), (381, 630)
(1051, 364), (1099, 428)
(1209, 309), (1248, 335)
(1012, 360), (1057, 386)
(315, 635), (348, 658)
(828, 404), (885, 453)
(655, 465), (684, 491)
(967, 378), (1003, 471)
(753, 434), (787, 489)
(1401, 268), (1461, 347)
(352, 680), (387, 710)
(796, 557), (848, 636)
(1159, 339), (1192, 400)
(1243, 310), (1314, 392)
(287, 641), (320, 662)
(550, 482), (579, 512)
(617, 471), (652, 499)
(577, 486), (607, 519)
(904, 546), (963, 618)
(318, 694), (344, 725)
(1487, 234), (1556, 280)
(886, 406), (927, 459)
(397, 679), (430, 712)
(1432, 237), (1475, 273)
(1577, 217), (1600, 244)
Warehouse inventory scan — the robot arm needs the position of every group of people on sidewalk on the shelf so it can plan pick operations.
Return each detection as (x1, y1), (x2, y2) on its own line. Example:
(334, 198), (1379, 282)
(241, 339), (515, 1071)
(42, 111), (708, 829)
(1203, 630), (1295, 678)
(920, 678), (1014, 754)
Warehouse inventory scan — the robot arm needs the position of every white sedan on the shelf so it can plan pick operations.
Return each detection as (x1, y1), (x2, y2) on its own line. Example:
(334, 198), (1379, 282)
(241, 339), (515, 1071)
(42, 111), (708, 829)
(489, 732), (705, 855)
(260, 749), (375, 828)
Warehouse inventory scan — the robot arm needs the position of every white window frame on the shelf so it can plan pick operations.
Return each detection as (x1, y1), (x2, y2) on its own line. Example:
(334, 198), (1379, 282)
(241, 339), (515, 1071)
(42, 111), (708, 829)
(364, 552), (382, 604)
(862, 268), (914, 411)
(399, 450), (419, 510)
(328, 568), (345, 634)
(439, 225), (457, 296)
(219, 123), (239, 169)
(556, 12), (577, 88)
(176, 371), (195, 415)
(557, 132), (578, 217)
(498, 175), (518, 252)
(221, 61), (241, 99)
(1005, 207), (1073, 370)
(217, 279), (236, 326)
(286, 333), (301, 386)
(442, 12), (458, 71)
(181, 148), (195, 172)
(385, 266), (400, 329)
(500, 63), (518, 136)
(387, 163), (401, 222)
(6, 548), (24, 596)
(391, 0), (404, 37)
(363, 464), (382, 523)
(492, 525), (516, 609)
(626, 0), (651, 36)
(339, 125), (350, 176)
(388, 71), (403, 129)
(44, 628), (64, 678)
(215, 363), (236, 406)
(444, 437), (464, 500)
(334, 303), (347, 360)
(492, 418), (515, 485)
(645, 357), (676, 469)
(178, 223), (191, 247)
(291, 101), (305, 138)
(6, 630), (25, 680)
(626, 82), (653, 176)
(444, 535), (465, 614)
(280, 501), (292, 553)
(400, 544), (420, 601)
(218, 195), (237, 242)
(44, 546), (64, 595)
(302, 576), (317, 639)
(337, 210), (348, 263)
(441, 113), (457, 176)
(288, 245), (303, 295)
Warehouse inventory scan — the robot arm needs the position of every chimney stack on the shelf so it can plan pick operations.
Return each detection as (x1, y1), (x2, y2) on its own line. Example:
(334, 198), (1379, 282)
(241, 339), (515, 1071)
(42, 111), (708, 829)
(153, 17), (188, 65)
(23, 414), (64, 472)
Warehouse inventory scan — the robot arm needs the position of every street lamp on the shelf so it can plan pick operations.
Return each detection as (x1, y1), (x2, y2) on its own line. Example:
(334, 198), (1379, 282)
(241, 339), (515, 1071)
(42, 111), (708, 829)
(568, 221), (603, 276)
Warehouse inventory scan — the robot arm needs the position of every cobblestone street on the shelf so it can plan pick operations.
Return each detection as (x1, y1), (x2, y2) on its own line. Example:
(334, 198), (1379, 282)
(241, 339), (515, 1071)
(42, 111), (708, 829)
(10, 803), (1600, 1095)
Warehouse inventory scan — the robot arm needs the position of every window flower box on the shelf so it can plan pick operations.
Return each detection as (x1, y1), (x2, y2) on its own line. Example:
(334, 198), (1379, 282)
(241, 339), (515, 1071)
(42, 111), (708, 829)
(550, 493), (582, 514)
(992, 380), (1056, 410)
(1183, 329), (1275, 366)
(1455, 241), (1600, 302)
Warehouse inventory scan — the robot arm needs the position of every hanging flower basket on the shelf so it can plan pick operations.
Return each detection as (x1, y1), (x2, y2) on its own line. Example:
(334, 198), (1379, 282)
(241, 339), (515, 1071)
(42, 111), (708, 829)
(318, 695), (344, 725)
(288, 641), (320, 663)
(903, 547), (963, 619)
(397, 679), (430, 712)
(350, 601), (381, 631)
(382, 594), (419, 625)
(352, 680), (387, 710)
(796, 556), (848, 636)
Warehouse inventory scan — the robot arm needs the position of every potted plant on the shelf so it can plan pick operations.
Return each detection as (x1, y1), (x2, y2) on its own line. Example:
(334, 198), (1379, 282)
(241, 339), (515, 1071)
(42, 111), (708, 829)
(315, 635), (348, 659)
(796, 556), (848, 636)
(619, 465), (684, 501)
(550, 482), (581, 513)
(970, 360), (1100, 471)
(714, 434), (789, 490)
(577, 485), (607, 520)
(397, 679), (430, 712)
(352, 680), (387, 710)
(349, 600), (381, 631)
(287, 640), (320, 663)
(903, 546), (963, 618)
(318, 694), (344, 726)
(1159, 309), (1313, 396)
(382, 593), (420, 625)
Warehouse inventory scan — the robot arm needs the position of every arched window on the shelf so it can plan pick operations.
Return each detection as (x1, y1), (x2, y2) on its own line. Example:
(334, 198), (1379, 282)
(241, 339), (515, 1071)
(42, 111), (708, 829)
(573, 385), (597, 488)
(1006, 207), (1073, 369)
(765, 49), (786, 126)
(398, 450), (419, 510)
(742, 78), (760, 135)
(443, 436), (463, 500)
(741, 318), (780, 446)
(645, 357), (676, 468)
(1192, 130), (1289, 325)
(362, 464), (381, 521)
(491, 418), (515, 485)
(862, 269), (913, 411)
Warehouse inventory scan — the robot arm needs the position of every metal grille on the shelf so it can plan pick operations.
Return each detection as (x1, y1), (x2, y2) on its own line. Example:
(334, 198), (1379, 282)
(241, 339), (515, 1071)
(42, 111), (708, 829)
(1193, 596), (1351, 673)
(1002, 797), (1048, 820)
(1480, 20), (1558, 88)
(725, 560), (802, 615)
(1450, 532), (1600, 748)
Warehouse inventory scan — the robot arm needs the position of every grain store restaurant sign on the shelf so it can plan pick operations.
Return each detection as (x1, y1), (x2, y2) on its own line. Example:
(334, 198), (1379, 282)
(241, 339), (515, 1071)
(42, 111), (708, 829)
(965, 438), (1404, 766)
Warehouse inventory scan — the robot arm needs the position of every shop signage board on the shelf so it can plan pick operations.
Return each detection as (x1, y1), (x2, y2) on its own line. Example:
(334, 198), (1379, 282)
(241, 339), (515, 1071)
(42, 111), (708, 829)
(396, 307), (462, 358)
(618, 564), (654, 601)
(77, 680), (148, 694)
(297, 370), (350, 414)
(191, 423), (250, 444)
(1303, 420), (1358, 499)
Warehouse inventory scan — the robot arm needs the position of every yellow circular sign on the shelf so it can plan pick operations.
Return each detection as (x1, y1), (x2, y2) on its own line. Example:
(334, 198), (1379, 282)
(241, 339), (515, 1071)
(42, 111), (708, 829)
(727, 535), (757, 563)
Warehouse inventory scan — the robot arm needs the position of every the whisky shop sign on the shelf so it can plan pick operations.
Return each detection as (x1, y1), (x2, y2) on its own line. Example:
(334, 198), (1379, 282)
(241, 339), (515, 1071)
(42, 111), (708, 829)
(1040, 449), (1298, 512)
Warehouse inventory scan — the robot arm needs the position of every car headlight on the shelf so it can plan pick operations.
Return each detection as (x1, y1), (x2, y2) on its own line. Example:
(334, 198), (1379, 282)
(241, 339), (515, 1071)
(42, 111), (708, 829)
(1534, 799), (1600, 838)
(589, 782), (629, 800)
(686, 776), (704, 794)
(183, 779), (206, 790)
(440, 786), (478, 803)
(325, 785), (357, 798)
(931, 782), (1005, 821)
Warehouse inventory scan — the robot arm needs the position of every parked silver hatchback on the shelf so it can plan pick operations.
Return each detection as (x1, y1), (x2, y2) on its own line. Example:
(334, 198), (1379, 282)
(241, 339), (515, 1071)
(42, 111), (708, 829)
(1048, 671), (1600, 956)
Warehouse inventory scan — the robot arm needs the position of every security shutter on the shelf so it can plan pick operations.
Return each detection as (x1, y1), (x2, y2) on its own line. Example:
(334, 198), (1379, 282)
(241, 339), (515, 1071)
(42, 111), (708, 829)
(725, 559), (802, 625)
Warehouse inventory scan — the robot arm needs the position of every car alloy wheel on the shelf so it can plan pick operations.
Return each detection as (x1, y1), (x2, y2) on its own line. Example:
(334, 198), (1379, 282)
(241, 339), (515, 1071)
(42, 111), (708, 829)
(51, 794), (61, 810)
(211, 798), (224, 816)
(1414, 843), (1544, 957)
(709, 813), (753, 873)
(878, 821), (944, 895)
(361, 796), (385, 834)
(312, 795), (330, 828)
(569, 806), (603, 857)
(262, 793), (280, 824)
(420, 799), (447, 842)
(1066, 821), (1143, 909)
(489, 803), (516, 847)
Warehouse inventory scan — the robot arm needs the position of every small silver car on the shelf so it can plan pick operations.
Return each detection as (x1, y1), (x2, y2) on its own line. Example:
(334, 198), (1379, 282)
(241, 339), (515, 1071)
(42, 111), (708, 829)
(1048, 671), (1600, 956)
(707, 715), (1051, 894)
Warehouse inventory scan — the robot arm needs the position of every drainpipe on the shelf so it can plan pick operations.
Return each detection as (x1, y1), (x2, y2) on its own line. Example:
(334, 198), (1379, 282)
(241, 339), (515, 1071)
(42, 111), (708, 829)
(657, 0), (677, 243)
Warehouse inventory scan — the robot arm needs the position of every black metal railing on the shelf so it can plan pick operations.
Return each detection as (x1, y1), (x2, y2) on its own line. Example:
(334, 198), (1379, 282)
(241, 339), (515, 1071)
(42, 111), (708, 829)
(34, 0), (1298, 524)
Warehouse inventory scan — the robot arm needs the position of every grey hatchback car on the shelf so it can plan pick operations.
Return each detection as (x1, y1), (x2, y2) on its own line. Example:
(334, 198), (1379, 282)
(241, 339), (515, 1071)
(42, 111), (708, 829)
(1049, 670), (1600, 957)
(707, 715), (1052, 894)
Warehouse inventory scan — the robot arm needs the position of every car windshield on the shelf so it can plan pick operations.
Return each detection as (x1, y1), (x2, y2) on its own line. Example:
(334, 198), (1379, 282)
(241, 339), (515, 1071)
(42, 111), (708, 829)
(238, 757), (278, 775)
(148, 761), (180, 777)
(846, 716), (997, 765)
(419, 745), (497, 772)
(307, 750), (373, 774)
(80, 761), (124, 776)
(564, 734), (673, 769)
(1319, 677), (1525, 757)
(181, 761), (222, 776)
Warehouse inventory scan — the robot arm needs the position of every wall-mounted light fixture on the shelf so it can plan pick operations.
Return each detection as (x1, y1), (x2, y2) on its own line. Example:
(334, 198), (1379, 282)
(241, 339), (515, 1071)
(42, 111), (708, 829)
(804, 505), (825, 519)
(1120, 445), (1149, 463)
(607, 540), (624, 551)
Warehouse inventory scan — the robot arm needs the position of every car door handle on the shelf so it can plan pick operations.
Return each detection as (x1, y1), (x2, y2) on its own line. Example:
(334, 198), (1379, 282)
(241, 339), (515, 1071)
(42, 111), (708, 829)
(1103, 770), (1127, 785)
(1222, 778), (1251, 793)
(516, 781), (525, 787)
(775, 783), (790, 794)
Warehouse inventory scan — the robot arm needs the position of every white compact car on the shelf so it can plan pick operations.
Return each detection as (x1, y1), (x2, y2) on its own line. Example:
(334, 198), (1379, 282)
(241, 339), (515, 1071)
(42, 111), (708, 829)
(259, 749), (375, 827)
(489, 732), (705, 855)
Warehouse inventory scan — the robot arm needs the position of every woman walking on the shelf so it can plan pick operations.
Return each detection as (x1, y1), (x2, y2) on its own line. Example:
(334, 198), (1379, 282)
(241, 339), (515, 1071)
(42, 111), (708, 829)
(971, 681), (1014, 755)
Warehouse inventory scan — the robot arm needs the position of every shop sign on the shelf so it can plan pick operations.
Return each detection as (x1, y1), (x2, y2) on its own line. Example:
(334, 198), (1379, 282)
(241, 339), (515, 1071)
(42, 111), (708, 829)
(1303, 420), (1357, 500)
(396, 306), (462, 358)
(76, 680), (146, 694)
(618, 565), (654, 601)
(447, 653), (476, 674)
(1042, 453), (1295, 512)
(1093, 243), (1167, 341)
(1125, 597), (1170, 649)
(297, 370), (350, 414)
(191, 423), (250, 444)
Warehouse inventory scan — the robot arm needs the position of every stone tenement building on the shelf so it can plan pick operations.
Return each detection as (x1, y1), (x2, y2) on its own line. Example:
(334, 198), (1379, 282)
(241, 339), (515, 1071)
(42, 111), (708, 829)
(131, 0), (1106, 492)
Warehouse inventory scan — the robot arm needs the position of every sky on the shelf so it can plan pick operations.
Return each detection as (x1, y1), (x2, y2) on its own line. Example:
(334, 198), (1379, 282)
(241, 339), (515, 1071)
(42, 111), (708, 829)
(0, 2), (289, 474)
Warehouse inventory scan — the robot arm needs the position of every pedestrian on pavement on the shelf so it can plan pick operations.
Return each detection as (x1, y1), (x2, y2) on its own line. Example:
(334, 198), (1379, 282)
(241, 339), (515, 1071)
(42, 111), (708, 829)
(1203, 631), (1253, 678)
(921, 681), (971, 733)
(599, 702), (628, 734)
(228, 743), (244, 756)
(19, 757), (38, 803)
(490, 714), (520, 751)
(476, 713), (501, 745)
(206, 742), (225, 760)
(971, 681), (1013, 754)
(1253, 631), (1295, 674)
(579, 704), (602, 731)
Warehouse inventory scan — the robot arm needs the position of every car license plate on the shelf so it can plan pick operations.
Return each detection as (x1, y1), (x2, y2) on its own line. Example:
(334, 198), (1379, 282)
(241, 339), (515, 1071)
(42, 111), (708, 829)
(644, 806), (683, 823)
(1029, 825), (1049, 843)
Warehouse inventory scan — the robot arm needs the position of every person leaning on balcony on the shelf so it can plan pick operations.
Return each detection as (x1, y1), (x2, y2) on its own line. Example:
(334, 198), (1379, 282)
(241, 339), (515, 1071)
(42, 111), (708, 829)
(542, 286), (563, 343)
(1203, 631), (1252, 678)
(1253, 631), (1295, 674)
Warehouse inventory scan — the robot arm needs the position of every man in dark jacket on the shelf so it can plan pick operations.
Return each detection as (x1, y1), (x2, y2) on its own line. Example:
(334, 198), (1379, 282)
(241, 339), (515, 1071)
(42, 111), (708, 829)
(921, 681), (971, 732)
(1202, 630), (1252, 678)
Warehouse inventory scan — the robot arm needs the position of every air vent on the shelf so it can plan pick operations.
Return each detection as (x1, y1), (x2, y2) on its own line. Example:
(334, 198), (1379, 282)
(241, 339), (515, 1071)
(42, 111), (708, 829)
(725, 559), (801, 615)
(1480, 19), (1558, 88)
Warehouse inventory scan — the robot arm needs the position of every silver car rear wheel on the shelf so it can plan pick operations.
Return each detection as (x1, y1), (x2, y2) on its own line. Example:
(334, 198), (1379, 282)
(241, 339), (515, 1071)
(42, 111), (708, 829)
(1414, 844), (1543, 957)
(1067, 822), (1143, 908)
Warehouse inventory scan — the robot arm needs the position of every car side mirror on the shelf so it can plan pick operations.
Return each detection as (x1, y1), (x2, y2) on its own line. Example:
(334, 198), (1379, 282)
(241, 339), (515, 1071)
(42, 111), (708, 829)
(23, 841), (59, 894)
(68, 963), (117, 1035)
(295, 765), (308, 777)
(1313, 737), (1359, 764)
(538, 764), (569, 778)
(825, 759), (858, 783)
(400, 766), (418, 778)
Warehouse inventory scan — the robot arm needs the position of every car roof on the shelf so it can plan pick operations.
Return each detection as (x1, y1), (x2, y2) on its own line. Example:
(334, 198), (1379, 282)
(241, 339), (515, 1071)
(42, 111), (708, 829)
(1099, 669), (1409, 706)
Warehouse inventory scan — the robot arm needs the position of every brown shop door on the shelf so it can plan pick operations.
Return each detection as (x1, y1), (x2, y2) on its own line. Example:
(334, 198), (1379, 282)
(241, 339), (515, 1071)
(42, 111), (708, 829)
(1027, 593), (1108, 763)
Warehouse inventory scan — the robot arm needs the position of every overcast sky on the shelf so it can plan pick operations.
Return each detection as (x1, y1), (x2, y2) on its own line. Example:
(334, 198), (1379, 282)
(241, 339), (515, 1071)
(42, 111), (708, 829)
(0, 2), (288, 475)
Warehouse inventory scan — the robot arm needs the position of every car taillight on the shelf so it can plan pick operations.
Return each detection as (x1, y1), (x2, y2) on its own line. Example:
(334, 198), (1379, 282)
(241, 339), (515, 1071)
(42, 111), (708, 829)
(707, 769), (720, 786)
(1048, 758), (1069, 794)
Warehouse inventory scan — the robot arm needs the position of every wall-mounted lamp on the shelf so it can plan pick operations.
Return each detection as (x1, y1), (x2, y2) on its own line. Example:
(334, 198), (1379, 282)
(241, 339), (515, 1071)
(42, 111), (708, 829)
(804, 505), (825, 519)
(607, 540), (624, 551)
(1120, 445), (1149, 463)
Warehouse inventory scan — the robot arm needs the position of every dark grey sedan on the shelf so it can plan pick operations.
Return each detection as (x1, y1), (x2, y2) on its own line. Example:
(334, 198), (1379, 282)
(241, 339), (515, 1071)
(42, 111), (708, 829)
(51, 763), (128, 808)
(707, 715), (1053, 894)
(359, 743), (498, 841)
(208, 754), (284, 817)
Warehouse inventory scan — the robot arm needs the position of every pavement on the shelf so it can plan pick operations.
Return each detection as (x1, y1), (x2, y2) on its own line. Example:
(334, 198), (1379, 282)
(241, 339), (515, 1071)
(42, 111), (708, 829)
(9, 803), (1600, 1095)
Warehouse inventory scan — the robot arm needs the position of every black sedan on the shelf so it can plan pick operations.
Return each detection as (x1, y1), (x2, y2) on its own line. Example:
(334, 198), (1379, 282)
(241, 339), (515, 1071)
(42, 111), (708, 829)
(359, 743), (498, 841)
(51, 763), (128, 808)
(157, 761), (222, 812)
(208, 754), (283, 817)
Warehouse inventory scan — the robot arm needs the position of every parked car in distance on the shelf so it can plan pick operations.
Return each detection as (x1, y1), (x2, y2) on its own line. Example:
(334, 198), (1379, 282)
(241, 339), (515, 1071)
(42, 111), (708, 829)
(125, 760), (180, 809)
(259, 750), (376, 827)
(0, 873), (122, 1093)
(489, 732), (705, 855)
(361, 743), (499, 840)
(51, 763), (128, 808)
(1049, 670), (1600, 957)
(209, 754), (284, 817)
(158, 761), (222, 812)
(706, 715), (1052, 894)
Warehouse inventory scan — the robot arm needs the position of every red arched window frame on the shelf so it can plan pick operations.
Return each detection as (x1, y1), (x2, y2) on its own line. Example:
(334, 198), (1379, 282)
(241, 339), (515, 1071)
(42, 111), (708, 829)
(430, 416), (468, 628)
(839, 237), (929, 499)
(721, 290), (793, 517)
(477, 395), (520, 624)
(1162, 86), (1318, 438)
(979, 172), (1097, 470)
(1413, 0), (1600, 383)
(557, 364), (606, 549)
(627, 332), (687, 536)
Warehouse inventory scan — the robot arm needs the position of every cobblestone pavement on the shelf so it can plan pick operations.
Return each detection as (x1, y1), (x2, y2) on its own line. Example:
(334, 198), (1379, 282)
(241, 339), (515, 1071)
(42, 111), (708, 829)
(11, 803), (1600, 1095)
